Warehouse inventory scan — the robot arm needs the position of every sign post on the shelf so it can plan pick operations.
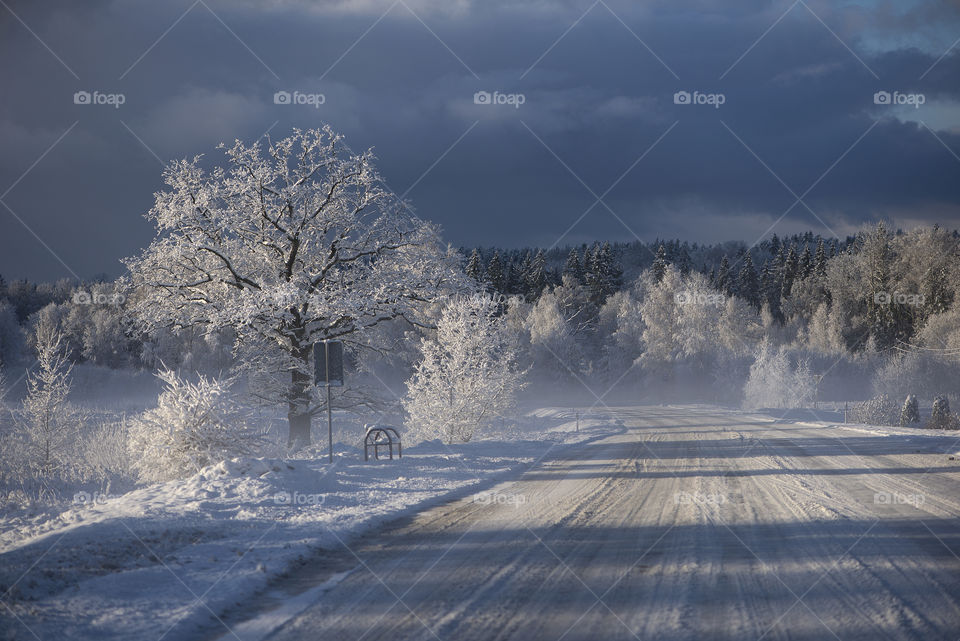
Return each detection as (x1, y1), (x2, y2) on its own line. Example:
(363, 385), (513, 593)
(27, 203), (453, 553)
(325, 375), (332, 464)
(314, 340), (344, 463)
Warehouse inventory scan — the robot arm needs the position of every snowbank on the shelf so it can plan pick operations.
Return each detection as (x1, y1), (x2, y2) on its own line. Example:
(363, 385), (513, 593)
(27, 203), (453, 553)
(0, 413), (620, 641)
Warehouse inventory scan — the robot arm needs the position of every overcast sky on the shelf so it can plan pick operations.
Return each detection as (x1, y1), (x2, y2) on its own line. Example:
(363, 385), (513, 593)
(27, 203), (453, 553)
(1, 0), (959, 280)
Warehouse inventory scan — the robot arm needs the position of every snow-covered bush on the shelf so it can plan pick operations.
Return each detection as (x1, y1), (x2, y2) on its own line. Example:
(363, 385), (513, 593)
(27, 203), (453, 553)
(128, 369), (265, 482)
(83, 418), (134, 484)
(926, 396), (958, 430)
(404, 293), (526, 444)
(742, 342), (817, 409)
(899, 395), (920, 426)
(847, 394), (899, 426)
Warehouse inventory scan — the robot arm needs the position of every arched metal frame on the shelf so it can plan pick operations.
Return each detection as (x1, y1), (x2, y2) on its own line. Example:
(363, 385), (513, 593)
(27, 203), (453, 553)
(364, 426), (402, 461)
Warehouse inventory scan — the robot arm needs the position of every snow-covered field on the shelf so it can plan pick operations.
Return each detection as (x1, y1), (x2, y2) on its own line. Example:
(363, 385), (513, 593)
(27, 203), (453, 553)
(0, 410), (621, 641)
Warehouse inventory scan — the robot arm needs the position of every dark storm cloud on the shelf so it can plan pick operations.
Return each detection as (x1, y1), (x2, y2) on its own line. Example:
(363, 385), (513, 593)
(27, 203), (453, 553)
(1, 0), (959, 280)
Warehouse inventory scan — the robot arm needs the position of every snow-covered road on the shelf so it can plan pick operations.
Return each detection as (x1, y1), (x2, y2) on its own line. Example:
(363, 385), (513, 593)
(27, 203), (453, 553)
(236, 407), (960, 641)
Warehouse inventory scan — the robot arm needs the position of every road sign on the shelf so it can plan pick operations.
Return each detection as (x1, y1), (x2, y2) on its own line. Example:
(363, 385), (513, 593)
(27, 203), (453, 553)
(314, 340), (344, 386)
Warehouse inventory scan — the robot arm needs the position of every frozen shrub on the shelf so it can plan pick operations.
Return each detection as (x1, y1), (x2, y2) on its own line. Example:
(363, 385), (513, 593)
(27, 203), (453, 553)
(83, 418), (134, 483)
(926, 396), (958, 430)
(128, 369), (265, 482)
(899, 395), (920, 426)
(847, 394), (899, 426)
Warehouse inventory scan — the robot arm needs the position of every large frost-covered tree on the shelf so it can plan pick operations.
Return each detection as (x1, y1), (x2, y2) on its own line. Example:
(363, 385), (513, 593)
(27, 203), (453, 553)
(124, 126), (466, 448)
(404, 294), (526, 444)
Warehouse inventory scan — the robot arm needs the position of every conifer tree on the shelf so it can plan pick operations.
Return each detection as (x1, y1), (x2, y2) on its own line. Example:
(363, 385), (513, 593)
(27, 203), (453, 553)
(781, 246), (799, 299)
(486, 251), (506, 294)
(563, 248), (583, 281)
(526, 250), (548, 298)
(738, 253), (761, 310)
(921, 265), (952, 318)
(760, 261), (783, 322)
(652, 244), (669, 284)
(770, 234), (781, 256)
(799, 244), (813, 279)
(864, 223), (897, 349)
(814, 238), (828, 278)
(715, 256), (732, 295)
(465, 249), (485, 284)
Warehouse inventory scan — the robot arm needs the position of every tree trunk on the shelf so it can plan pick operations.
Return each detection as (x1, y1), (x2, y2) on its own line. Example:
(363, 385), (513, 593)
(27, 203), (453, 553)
(288, 409), (312, 450)
(287, 350), (313, 449)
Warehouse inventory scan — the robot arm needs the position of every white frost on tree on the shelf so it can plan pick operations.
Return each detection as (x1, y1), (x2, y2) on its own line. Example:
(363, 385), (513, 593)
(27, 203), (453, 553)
(525, 289), (581, 377)
(743, 340), (817, 409)
(123, 126), (467, 448)
(15, 318), (81, 481)
(638, 268), (682, 379)
(675, 271), (722, 364)
(404, 294), (526, 444)
(127, 369), (264, 482)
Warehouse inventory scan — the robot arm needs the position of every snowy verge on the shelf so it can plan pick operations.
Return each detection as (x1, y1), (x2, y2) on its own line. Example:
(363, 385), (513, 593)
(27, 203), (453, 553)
(736, 407), (960, 458)
(0, 413), (621, 641)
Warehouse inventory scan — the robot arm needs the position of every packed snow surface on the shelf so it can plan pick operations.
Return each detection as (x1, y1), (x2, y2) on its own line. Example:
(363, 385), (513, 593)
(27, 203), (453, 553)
(4, 406), (960, 640)
(237, 406), (960, 641)
(0, 410), (615, 641)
